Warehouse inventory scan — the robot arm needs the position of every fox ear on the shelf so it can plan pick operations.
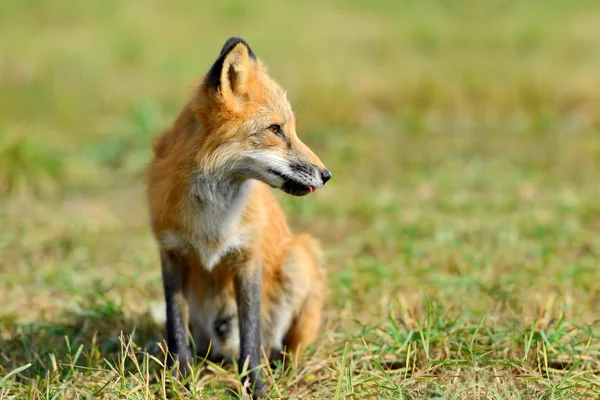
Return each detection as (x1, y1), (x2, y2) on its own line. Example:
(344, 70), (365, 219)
(204, 37), (256, 102)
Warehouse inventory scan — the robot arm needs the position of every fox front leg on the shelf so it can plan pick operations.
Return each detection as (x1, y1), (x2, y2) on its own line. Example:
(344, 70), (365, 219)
(161, 251), (192, 380)
(233, 258), (266, 399)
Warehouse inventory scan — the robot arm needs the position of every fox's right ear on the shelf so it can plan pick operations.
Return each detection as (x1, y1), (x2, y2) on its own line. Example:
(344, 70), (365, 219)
(203, 37), (257, 104)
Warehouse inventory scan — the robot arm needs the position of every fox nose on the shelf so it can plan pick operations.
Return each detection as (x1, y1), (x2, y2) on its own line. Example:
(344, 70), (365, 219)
(321, 169), (331, 184)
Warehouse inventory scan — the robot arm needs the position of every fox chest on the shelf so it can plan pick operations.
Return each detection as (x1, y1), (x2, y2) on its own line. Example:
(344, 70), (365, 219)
(159, 182), (255, 271)
(161, 225), (252, 271)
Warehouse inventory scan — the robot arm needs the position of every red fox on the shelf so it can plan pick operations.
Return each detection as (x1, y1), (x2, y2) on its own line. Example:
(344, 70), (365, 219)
(146, 37), (330, 398)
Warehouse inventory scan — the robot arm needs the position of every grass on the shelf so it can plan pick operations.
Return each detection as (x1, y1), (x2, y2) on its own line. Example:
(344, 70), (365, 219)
(1, 0), (600, 398)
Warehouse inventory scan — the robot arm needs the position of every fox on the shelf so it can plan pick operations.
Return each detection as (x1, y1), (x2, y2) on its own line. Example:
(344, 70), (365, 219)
(146, 37), (330, 398)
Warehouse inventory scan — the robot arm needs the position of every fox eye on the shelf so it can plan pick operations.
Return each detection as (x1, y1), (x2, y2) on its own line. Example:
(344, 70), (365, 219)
(267, 124), (283, 138)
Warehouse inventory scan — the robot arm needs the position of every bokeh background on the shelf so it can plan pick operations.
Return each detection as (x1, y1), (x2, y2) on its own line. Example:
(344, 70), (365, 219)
(1, 1), (600, 398)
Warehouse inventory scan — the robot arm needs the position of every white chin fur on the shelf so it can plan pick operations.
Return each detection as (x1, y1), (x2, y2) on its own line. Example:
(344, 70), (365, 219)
(239, 152), (292, 184)
(237, 150), (321, 189)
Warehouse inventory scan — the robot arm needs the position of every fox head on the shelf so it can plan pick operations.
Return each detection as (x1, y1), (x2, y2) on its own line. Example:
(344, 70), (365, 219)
(193, 37), (331, 196)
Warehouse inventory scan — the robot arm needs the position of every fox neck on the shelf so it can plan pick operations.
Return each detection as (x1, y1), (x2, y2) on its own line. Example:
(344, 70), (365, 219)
(191, 172), (251, 208)
(178, 107), (254, 253)
(187, 168), (253, 248)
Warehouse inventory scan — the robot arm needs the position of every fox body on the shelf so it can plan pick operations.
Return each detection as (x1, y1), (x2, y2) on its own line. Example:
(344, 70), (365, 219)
(187, 232), (325, 364)
(146, 37), (329, 398)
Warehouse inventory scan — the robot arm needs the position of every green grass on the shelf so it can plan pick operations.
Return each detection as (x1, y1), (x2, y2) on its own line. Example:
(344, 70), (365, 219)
(1, 0), (600, 398)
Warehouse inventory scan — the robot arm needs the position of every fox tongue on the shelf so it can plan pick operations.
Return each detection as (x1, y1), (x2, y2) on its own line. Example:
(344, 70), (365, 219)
(307, 186), (314, 193)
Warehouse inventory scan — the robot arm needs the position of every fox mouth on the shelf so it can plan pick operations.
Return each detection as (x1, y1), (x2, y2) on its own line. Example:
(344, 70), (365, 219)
(267, 169), (314, 196)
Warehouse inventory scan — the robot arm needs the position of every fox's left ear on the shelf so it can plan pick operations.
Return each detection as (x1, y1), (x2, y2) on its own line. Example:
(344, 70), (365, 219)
(204, 37), (257, 103)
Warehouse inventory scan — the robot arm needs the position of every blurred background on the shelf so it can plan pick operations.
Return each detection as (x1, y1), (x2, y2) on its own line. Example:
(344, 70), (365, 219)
(1, 0), (599, 398)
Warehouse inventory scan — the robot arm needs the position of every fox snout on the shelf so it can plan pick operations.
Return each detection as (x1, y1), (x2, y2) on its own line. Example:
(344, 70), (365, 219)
(275, 139), (331, 196)
(273, 162), (331, 197)
(292, 162), (331, 186)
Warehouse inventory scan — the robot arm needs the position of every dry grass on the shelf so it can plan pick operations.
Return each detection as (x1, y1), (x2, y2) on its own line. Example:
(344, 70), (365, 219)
(1, 0), (600, 398)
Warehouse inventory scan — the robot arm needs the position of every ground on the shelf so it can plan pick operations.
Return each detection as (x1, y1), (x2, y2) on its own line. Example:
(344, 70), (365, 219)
(1, 1), (600, 399)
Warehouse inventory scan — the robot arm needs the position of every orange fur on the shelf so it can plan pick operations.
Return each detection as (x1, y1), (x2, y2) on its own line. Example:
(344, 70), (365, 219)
(146, 38), (328, 373)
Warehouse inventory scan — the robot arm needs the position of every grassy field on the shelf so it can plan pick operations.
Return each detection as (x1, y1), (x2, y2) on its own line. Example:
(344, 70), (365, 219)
(1, 0), (600, 398)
